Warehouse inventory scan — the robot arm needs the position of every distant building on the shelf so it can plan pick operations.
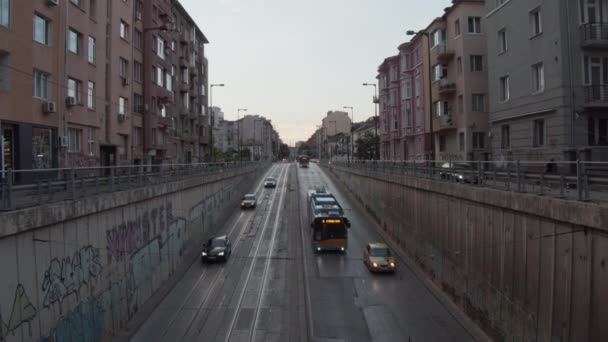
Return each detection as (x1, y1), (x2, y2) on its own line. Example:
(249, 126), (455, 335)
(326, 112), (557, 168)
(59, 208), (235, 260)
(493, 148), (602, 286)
(321, 111), (352, 159)
(211, 106), (224, 127)
(377, 56), (402, 160)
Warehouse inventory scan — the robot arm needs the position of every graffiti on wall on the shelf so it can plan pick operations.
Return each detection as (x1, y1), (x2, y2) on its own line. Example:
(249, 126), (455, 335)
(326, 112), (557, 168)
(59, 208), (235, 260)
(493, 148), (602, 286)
(106, 202), (176, 265)
(41, 246), (102, 308)
(39, 297), (105, 342)
(0, 285), (37, 341)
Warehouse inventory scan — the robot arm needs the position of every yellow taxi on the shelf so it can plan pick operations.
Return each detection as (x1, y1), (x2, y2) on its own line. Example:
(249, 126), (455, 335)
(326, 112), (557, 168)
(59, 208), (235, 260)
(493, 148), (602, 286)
(363, 243), (396, 273)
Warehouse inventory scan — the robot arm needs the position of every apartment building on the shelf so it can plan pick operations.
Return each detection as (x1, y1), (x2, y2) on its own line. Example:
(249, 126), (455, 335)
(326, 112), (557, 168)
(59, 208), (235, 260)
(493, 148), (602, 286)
(398, 33), (432, 161)
(486, 0), (608, 163)
(239, 115), (277, 161)
(377, 56), (401, 160)
(1, 0), (64, 173)
(217, 119), (238, 152)
(426, 0), (489, 161)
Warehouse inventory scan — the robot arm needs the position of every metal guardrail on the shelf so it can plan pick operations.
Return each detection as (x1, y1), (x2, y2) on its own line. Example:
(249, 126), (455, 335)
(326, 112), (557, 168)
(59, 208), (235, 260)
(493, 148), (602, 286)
(332, 160), (608, 202)
(0, 162), (260, 211)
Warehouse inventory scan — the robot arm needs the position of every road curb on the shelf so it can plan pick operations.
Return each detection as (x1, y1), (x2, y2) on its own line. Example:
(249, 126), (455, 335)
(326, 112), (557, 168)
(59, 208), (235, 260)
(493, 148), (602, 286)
(323, 165), (493, 342)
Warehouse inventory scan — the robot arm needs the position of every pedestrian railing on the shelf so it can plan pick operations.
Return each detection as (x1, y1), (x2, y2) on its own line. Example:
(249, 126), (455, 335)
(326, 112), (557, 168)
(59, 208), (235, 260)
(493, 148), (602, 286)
(0, 162), (260, 211)
(331, 160), (608, 202)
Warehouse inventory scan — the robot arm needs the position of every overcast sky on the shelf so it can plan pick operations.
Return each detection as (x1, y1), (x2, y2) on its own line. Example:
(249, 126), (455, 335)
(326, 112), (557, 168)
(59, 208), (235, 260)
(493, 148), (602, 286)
(181, 0), (450, 146)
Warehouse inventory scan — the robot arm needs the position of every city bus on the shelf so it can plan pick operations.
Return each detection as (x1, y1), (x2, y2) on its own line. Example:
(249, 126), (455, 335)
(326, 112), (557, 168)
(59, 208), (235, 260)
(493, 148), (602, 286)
(298, 155), (310, 168)
(311, 216), (348, 253)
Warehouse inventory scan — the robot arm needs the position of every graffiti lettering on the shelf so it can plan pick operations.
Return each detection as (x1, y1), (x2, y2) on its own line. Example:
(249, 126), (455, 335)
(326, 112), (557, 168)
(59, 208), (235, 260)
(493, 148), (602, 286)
(0, 285), (37, 341)
(40, 298), (104, 342)
(41, 246), (102, 308)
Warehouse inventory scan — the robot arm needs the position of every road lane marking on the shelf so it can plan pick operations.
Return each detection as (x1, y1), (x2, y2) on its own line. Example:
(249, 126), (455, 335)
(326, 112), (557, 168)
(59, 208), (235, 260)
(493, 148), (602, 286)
(154, 164), (279, 341)
(223, 165), (288, 342)
(250, 162), (291, 340)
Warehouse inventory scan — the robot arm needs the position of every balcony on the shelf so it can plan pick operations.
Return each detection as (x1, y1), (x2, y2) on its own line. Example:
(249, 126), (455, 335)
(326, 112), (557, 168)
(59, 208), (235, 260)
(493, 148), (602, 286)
(432, 43), (455, 61)
(438, 79), (456, 95)
(189, 66), (198, 76)
(433, 113), (455, 132)
(583, 85), (608, 107)
(580, 23), (608, 48)
(158, 116), (172, 127)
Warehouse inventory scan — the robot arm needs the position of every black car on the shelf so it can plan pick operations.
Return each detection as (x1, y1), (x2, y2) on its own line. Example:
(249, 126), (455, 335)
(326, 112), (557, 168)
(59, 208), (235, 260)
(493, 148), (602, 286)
(201, 236), (232, 262)
(439, 162), (479, 184)
(241, 194), (257, 209)
(264, 177), (277, 188)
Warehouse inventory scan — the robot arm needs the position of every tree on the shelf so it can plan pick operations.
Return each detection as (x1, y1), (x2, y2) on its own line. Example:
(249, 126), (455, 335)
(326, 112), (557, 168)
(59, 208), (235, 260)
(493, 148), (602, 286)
(355, 132), (378, 160)
(278, 143), (290, 160)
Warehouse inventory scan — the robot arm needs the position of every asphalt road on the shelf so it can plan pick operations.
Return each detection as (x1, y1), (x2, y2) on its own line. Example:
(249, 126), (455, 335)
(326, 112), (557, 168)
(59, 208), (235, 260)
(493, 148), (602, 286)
(131, 162), (476, 342)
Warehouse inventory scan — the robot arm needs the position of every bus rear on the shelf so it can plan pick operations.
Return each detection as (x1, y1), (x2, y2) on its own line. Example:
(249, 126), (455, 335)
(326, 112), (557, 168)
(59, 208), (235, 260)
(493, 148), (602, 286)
(312, 217), (348, 253)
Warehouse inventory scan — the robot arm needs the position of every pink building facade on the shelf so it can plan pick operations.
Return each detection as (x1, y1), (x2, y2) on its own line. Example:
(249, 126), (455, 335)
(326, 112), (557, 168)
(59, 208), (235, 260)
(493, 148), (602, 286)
(377, 56), (401, 160)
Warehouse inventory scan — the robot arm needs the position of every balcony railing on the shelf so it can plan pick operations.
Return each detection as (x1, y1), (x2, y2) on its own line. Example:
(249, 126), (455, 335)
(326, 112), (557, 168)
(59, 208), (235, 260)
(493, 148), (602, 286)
(580, 23), (608, 47)
(438, 79), (456, 94)
(433, 43), (455, 60)
(583, 85), (608, 106)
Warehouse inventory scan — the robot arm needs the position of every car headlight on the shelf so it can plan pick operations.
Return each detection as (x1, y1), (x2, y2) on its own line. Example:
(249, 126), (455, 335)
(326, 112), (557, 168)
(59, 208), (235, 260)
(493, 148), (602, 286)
(218, 252), (225, 256)
(372, 262), (378, 268)
(390, 262), (395, 268)
(202, 252), (207, 256)
(241, 202), (245, 206)
(458, 175), (464, 179)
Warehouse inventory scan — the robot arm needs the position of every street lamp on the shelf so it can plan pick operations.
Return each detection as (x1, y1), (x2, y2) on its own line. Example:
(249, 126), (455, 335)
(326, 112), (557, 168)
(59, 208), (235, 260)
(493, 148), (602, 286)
(237, 108), (247, 161)
(363, 83), (379, 160)
(343, 106), (354, 162)
(407, 30), (435, 161)
(209, 83), (225, 162)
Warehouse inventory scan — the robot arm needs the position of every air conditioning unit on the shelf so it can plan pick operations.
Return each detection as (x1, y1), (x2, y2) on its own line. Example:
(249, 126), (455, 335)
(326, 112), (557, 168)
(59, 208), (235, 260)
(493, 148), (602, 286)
(47, 0), (59, 6)
(118, 113), (127, 122)
(65, 96), (76, 107)
(121, 77), (129, 86)
(60, 136), (69, 147)
(42, 101), (56, 113)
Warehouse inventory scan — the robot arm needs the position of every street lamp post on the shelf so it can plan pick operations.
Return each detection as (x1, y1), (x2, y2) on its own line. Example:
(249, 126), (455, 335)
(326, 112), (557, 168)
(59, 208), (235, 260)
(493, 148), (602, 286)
(209, 83), (225, 162)
(343, 106), (354, 162)
(363, 83), (379, 160)
(237, 108), (247, 161)
(407, 30), (435, 161)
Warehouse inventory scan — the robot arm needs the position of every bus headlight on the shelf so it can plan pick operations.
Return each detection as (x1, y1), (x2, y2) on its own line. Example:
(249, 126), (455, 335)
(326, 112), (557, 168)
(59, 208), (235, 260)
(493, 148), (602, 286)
(390, 262), (395, 268)
(372, 262), (378, 268)
(340, 247), (345, 252)
(317, 247), (321, 251)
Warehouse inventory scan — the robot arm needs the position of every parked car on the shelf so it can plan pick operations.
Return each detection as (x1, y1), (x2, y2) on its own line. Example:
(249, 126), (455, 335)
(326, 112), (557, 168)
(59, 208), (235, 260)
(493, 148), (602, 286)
(201, 236), (232, 262)
(438, 162), (479, 184)
(264, 177), (277, 188)
(363, 243), (396, 273)
(241, 194), (257, 209)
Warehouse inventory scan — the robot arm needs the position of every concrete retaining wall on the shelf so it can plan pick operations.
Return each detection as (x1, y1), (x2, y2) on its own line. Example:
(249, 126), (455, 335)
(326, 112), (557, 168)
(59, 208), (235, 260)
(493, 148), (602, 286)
(0, 164), (267, 342)
(327, 165), (608, 342)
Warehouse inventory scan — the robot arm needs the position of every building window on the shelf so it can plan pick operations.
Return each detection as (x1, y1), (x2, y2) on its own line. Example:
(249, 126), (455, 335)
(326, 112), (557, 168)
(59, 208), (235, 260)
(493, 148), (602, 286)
(0, 51), (9, 91)
(165, 69), (172, 91)
(470, 55), (483, 72)
(501, 125), (510, 149)
(133, 61), (142, 82)
(533, 119), (545, 146)
(152, 66), (158, 84)
(588, 118), (608, 145)
(89, 0), (96, 18)
(120, 21), (129, 40)
(68, 29), (81, 54)
(133, 29), (142, 50)
(133, 92), (143, 112)
(87, 36), (96, 64)
(439, 135), (446, 152)
(68, 128), (81, 153)
(134, 0), (142, 20)
(160, 104), (166, 117)
(156, 67), (163, 86)
(33, 70), (50, 100)
(119, 97), (127, 115)
(87, 81), (95, 109)
(473, 132), (485, 149)
(70, 0), (82, 7)
(182, 68), (189, 84)
(33, 14), (50, 45)
(499, 76), (510, 102)
(472, 94), (484, 112)
(458, 95), (464, 113)
(133, 127), (141, 147)
(182, 92), (190, 109)
(67, 78), (81, 103)
(498, 29), (507, 54)
(431, 29), (445, 47)
(119, 135), (128, 160)
(87, 127), (95, 156)
(455, 19), (461, 36)
(459, 132), (465, 151)
(156, 37), (164, 59)
(0, 0), (10, 27)
(119, 57), (128, 79)
(530, 7), (542, 36)
(468, 17), (481, 34)
(532, 62), (544, 92)
(433, 64), (447, 81)
(457, 57), (462, 74)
